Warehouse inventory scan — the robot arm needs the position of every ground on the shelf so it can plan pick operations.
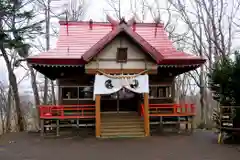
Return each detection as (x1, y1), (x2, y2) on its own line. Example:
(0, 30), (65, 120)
(0, 130), (239, 160)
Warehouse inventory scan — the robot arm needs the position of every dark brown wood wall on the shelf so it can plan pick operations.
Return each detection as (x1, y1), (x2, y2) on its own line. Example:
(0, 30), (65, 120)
(58, 75), (95, 105)
(57, 74), (176, 106)
(149, 75), (175, 104)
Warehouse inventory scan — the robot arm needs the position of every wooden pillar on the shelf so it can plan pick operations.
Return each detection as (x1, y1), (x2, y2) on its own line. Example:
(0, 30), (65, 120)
(144, 93), (150, 136)
(40, 119), (44, 136)
(56, 120), (60, 136)
(185, 116), (189, 132)
(95, 95), (101, 137)
(56, 80), (60, 105)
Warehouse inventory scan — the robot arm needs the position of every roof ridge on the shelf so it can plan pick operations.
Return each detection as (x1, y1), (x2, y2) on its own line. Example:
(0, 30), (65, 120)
(59, 20), (164, 28)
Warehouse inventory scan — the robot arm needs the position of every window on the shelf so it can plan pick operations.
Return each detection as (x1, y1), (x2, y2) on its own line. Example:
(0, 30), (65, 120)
(149, 85), (172, 99)
(79, 86), (93, 99)
(62, 87), (78, 99)
(116, 47), (128, 63)
(61, 86), (93, 100)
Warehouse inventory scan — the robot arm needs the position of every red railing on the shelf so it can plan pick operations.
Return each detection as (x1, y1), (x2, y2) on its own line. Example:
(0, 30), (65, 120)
(141, 104), (145, 117)
(141, 103), (195, 117)
(39, 105), (95, 119)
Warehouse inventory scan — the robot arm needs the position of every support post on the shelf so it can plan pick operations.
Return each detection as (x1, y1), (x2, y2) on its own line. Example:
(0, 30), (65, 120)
(95, 95), (101, 137)
(40, 119), (44, 136)
(185, 116), (189, 132)
(190, 116), (194, 133)
(56, 120), (60, 136)
(159, 116), (163, 132)
(144, 93), (150, 136)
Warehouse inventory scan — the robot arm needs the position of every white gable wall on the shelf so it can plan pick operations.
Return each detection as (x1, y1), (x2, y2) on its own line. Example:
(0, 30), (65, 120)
(85, 35), (157, 70)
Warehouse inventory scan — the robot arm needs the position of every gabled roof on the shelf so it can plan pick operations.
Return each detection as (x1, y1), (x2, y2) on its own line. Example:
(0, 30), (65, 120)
(82, 20), (164, 63)
(27, 16), (206, 66)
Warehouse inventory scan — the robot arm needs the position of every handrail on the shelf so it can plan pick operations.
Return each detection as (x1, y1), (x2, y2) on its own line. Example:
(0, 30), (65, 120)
(39, 105), (95, 119)
(141, 103), (195, 117)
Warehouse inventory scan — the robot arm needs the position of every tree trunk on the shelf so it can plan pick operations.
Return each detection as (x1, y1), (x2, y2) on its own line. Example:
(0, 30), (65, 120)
(6, 87), (12, 132)
(51, 81), (56, 105)
(200, 65), (205, 127)
(43, 0), (51, 104)
(0, 47), (24, 131)
(28, 64), (40, 129)
(43, 78), (48, 104)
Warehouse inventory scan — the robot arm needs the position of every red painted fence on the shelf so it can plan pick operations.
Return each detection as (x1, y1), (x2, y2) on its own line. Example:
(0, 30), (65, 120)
(39, 105), (95, 119)
(141, 103), (195, 117)
(39, 103), (195, 119)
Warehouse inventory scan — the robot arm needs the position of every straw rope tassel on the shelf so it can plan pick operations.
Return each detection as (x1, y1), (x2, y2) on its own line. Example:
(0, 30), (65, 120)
(97, 70), (148, 79)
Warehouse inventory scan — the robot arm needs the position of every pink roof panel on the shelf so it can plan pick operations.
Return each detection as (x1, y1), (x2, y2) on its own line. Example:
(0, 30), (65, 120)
(28, 20), (205, 65)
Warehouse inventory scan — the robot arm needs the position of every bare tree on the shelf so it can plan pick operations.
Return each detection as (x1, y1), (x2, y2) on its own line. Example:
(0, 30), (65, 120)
(106, 0), (122, 19)
(0, 81), (8, 134)
(168, 0), (240, 127)
(32, 0), (88, 105)
(67, 0), (87, 21)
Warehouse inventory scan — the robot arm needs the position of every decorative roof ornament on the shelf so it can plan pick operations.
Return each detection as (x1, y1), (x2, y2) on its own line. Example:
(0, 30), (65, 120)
(127, 17), (136, 26)
(119, 17), (127, 24)
(89, 19), (93, 30)
(106, 15), (118, 25)
(106, 15), (136, 28)
(154, 16), (161, 38)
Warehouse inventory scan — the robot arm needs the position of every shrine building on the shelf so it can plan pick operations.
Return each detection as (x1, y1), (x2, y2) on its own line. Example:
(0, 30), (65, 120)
(27, 16), (205, 138)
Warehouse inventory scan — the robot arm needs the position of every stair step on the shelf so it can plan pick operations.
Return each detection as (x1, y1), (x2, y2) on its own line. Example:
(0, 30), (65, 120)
(101, 114), (139, 117)
(102, 116), (142, 119)
(101, 119), (143, 123)
(101, 131), (145, 138)
(101, 116), (141, 120)
(100, 112), (144, 138)
(101, 127), (144, 132)
(101, 112), (138, 115)
(101, 121), (143, 126)
(101, 124), (144, 129)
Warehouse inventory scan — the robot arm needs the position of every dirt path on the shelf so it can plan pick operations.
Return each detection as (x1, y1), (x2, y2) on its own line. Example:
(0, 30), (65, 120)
(0, 130), (239, 160)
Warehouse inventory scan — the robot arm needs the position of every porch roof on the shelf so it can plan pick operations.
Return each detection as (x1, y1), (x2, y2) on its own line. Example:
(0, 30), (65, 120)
(27, 16), (206, 67)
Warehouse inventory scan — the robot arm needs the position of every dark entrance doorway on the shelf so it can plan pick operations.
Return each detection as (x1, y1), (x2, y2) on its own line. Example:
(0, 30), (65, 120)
(100, 89), (140, 113)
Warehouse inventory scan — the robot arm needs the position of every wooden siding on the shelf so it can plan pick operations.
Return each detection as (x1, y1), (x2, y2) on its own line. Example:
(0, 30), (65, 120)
(85, 35), (158, 71)
(57, 74), (176, 106)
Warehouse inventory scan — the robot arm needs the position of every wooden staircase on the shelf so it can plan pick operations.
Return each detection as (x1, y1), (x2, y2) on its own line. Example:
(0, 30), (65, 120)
(100, 112), (145, 138)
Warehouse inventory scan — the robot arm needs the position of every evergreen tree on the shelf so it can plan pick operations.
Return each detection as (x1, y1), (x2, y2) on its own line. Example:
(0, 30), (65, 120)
(0, 0), (43, 131)
(209, 57), (234, 106)
(209, 51), (240, 137)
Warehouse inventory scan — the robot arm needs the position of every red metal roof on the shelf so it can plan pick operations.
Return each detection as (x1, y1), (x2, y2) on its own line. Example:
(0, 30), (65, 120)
(27, 18), (205, 66)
